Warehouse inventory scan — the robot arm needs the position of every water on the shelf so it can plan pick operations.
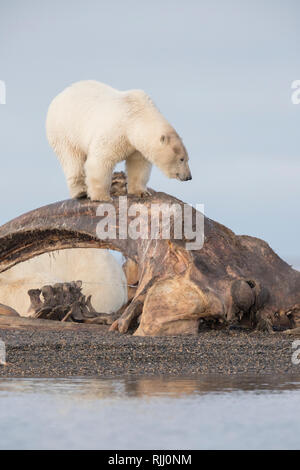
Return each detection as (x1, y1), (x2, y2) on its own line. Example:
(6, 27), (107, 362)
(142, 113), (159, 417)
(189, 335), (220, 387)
(0, 375), (300, 450)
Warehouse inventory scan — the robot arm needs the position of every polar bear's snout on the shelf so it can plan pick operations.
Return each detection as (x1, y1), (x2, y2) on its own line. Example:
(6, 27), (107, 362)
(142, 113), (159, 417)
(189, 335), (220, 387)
(183, 169), (192, 181)
(176, 161), (192, 181)
(176, 172), (192, 181)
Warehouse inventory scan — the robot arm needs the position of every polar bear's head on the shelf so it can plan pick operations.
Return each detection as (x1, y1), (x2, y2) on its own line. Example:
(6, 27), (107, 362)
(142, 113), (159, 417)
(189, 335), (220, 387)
(155, 132), (192, 182)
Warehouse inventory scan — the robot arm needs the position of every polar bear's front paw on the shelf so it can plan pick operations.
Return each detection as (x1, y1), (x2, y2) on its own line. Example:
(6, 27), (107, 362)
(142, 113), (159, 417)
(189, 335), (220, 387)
(128, 189), (152, 198)
(88, 191), (112, 202)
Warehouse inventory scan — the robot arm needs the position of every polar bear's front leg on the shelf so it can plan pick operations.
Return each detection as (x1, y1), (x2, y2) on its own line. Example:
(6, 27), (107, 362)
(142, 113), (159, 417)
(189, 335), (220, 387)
(85, 153), (114, 201)
(126, 151), (152, 197)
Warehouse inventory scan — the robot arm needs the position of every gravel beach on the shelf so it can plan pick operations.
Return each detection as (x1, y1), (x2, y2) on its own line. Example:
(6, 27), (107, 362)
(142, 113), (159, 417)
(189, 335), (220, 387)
(0, 322), (299, 377)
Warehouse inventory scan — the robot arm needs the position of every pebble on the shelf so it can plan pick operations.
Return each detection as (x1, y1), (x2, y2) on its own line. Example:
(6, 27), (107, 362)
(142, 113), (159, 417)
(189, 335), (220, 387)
(0, 327), (299, 377)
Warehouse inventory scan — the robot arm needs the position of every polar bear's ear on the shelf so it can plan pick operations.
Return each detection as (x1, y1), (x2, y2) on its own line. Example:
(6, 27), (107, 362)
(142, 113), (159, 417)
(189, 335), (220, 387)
(160, 134), (170, 144)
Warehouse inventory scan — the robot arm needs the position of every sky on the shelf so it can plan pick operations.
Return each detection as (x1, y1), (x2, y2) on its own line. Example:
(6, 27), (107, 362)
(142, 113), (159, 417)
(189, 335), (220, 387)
(0, 0), (299, 264)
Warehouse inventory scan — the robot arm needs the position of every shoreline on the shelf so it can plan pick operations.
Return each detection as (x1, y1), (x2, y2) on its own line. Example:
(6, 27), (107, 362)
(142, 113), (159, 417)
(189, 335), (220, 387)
(0, 322), (299, 377)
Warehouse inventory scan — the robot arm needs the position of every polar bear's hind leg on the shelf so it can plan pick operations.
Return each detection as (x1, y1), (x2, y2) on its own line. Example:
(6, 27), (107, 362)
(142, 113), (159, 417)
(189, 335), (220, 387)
(85, 150), (114, 201)
(58, 143), (87, 199)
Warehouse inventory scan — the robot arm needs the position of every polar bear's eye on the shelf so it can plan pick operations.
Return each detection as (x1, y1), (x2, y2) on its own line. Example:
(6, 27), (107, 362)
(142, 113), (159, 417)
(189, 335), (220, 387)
(180, 157), (184, 162)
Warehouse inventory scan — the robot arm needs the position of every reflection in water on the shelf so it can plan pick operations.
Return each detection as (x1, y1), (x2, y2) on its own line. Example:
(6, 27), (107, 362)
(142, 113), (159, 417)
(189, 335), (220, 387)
(123, 375), (300, 397)
(1, 375), (300, 450)
(1, 374), (300, 400)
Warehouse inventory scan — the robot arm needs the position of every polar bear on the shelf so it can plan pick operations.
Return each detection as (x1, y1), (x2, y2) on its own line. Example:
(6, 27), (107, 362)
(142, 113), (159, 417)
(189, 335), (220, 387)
(0, 249), (127, 316)
(46, 80), (192, 201)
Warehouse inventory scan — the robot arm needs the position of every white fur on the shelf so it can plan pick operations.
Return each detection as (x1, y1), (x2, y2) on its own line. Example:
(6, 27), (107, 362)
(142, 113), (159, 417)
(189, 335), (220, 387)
(0, 249), (127, 316)
(46, 80), (191, 200)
